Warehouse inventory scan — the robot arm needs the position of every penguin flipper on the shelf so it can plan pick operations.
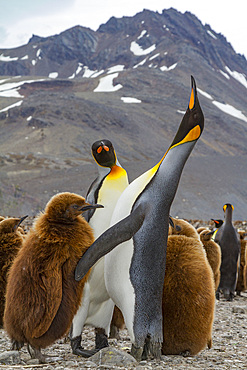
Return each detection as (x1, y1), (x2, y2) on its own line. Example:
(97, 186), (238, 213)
(28, 268), (63, 339)
(75, 204), (145, 281)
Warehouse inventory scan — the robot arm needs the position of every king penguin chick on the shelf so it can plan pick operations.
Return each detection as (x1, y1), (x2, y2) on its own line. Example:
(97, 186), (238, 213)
(168, 217), (200, 240)
(162, 232), (215, 355)
(70, 139), (128, 356)
(199, 229), (222, 291)
(3, 192), (102, 363)
(214, 204), (240, 301)
(235, 230), (247, 295)
(0, 216), (27, 327)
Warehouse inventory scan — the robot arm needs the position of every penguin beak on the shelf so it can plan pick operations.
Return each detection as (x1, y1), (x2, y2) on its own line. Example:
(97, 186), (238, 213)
(18, 215), (28, 227)
(79, 203), (104, 212)
(169, 216), (174, 228)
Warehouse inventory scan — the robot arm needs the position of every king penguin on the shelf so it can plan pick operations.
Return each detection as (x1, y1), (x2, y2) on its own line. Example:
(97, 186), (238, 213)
(70, 139), (129, 356)
(75, 76), (204, 361)
(214, 203), (240, 301)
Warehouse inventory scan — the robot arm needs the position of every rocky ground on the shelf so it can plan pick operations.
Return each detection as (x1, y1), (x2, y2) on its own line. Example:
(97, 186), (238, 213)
(0, 292), (246, 369)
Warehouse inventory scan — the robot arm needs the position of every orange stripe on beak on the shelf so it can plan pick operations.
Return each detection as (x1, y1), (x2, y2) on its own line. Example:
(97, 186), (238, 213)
(189, 87), (195, 110)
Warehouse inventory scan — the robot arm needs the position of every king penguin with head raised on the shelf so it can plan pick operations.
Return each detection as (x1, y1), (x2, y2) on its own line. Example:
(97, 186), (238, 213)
(70, 139), (129, 356)
(75, 76), (204, 361)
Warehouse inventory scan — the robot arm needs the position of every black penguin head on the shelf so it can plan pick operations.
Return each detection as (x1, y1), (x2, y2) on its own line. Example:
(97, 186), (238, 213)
(211, 219), (224, 228)
(169, 76), (204, 149)
(92, 139), (116, 168)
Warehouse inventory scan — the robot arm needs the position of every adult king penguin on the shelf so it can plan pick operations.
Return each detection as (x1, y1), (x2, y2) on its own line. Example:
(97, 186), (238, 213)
(215, 203), (240, 301)
(70, 139), (129, 356)
(75, 76), (204, 361)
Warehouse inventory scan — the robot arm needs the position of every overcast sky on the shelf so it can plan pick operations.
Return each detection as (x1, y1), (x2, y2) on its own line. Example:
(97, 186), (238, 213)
(0, 0), (246, 58)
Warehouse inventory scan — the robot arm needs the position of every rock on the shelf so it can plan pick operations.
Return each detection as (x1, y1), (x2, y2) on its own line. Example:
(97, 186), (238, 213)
(89, 347), (137, 367)
(0, 350), (21, 364)
(232, 306), (246, 314)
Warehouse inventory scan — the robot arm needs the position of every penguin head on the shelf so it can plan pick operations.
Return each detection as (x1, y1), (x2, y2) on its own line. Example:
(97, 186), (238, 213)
(211, 219), (224, 228)
(45, 192), (103, 222)
(92, 139), (116, 168)
(168, 76), (204, 151)
(0, 216), (28, 234)
(223, 203), (234, 213)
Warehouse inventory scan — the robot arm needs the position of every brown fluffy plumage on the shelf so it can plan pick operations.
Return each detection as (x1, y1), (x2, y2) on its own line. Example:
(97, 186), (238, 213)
(4, 192), (98, 362)
(169, 217), (200, 240)
(0, 217), (25, 327)
(199, 229), (222, 291)
(109, 306), (125, 339)
(162, 234), (215, 355)
(236, 230), (247, 294)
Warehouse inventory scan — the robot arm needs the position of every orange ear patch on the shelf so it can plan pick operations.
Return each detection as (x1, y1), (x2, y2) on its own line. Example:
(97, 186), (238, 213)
(104, 146), (109, 151)
(97, 146), (103, 154)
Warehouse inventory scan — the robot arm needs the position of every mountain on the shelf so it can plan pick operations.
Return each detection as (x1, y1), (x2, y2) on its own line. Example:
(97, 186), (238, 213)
(0, 8), (247, 220)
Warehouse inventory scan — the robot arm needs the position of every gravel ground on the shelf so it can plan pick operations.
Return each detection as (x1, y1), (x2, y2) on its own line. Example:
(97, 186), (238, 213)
(0, 292), (246, 369)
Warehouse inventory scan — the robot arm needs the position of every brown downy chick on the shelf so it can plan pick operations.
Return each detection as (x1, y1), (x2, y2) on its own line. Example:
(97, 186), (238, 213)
(0, 216), (27, 327)
(162, 234), (215, 356)
(4, 192), (102, 363)
(169, 217), (200, 240)
(199, 229), (222, 291)
(236, 230), (247, 295)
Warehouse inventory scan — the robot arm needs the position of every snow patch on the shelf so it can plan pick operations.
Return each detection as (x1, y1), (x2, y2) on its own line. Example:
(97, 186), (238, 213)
(138, 30), (147, 39)
(0, 100), (23, 113)
(225, 66), (247, 89)
(121, 97), (141, 103)
(107, 65), (125, 74)
(207, 30), (217, 39)
(21, 55), (29, 60)
(94, 73), (123, 92)
(219, 70), (230, 80)
(213, 100), (247, 122)
(32, 60), (37, 66)
(27, 116), (32, 121)
(133, 58), (147, 69)
(197, 88), (213, 100)
(149, 53), (160, 61)
(0, 54), (18, 62)
(49, 72), (58, 78)
(130, 41), (156, 56)
(160, 63), (177, 71)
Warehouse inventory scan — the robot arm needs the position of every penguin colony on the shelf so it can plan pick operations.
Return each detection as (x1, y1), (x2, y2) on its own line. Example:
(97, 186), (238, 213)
(1, 76), (247, 364)
(3, 192), (102, 362)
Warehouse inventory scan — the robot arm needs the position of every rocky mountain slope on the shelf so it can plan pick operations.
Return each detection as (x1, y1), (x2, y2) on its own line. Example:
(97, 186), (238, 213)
(0, 8), (247, 219)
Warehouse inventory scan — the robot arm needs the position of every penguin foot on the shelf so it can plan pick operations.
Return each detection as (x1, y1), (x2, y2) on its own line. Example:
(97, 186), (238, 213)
(27, 344), (62, 363)
(149, 340), (162, 360)
(95, 327), (109, 349)
(71, 335), (98, 358)
(11, 340), (24, 350)
(180, 350), (191, 357)
(130, 344), (143, 362)
(109, 324), (121, 340)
